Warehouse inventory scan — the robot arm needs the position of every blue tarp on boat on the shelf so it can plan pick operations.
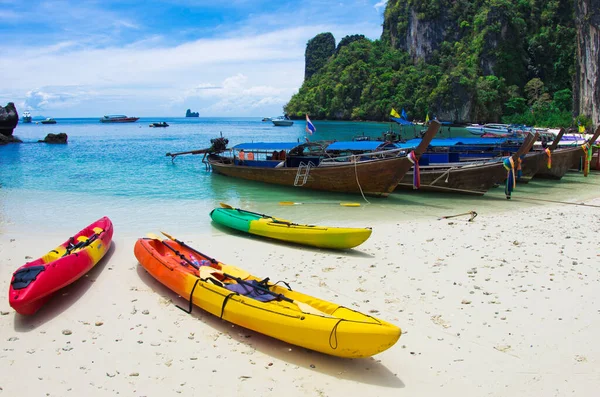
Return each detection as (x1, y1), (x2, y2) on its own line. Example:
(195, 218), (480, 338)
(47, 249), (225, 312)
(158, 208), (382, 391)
(390, 117), (414, 126)
(396, 137), (510, 148)
(325, 141), (395, 151)
(232, 142), (301, 151)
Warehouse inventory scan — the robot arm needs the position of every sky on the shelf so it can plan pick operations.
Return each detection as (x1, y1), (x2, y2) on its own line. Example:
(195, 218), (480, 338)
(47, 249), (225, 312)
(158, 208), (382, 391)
(0, 0), (388, 117)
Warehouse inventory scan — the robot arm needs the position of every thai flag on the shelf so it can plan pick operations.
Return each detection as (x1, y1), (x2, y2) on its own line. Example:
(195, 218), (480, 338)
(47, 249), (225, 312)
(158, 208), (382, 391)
(305, 115), (316, 135)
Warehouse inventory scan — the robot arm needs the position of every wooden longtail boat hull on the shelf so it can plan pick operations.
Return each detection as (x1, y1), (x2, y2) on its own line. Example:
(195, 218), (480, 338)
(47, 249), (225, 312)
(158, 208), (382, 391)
(210, 154), (412, 197)
(397, 160), (507, 195)
(208, 122), (441, 197)
(397, 133), (537, 195)
(518, 150), (551, 181)
(535, 127), (600, 179)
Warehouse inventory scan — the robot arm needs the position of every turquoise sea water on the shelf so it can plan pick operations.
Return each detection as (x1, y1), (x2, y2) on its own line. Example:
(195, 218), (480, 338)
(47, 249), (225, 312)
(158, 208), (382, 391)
(1, 117), (598, 235)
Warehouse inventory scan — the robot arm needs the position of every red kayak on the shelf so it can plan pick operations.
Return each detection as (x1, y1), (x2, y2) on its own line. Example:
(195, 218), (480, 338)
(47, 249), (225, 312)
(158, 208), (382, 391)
(8, 216), (114, 315)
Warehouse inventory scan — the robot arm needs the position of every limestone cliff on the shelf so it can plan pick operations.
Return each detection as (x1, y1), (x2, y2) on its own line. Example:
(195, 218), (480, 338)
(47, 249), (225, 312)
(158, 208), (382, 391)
(575, 0), (600, 124)
(304, 33), (335, 80)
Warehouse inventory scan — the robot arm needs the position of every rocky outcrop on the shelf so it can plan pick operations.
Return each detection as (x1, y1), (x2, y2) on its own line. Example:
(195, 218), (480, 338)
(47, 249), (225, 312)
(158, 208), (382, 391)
(574, 0), (600, 125)
(186, 109), (199, 117)
(0, 102), (19, 136)
(304, 33), (335, 80)
(382, 1), (459, 62)
(38, 133), (68, 144)
(0, 134), (22, 145)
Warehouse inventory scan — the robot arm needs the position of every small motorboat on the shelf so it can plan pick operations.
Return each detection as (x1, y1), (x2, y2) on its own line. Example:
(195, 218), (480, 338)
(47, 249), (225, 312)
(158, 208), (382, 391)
(149, 122), (169, 127)
(8, 217), (114, 315)
(22, 111), (32, 123)
(272, 116), (293, 126)
(100, 115), (139, 123)
(40, 118), (57, 124)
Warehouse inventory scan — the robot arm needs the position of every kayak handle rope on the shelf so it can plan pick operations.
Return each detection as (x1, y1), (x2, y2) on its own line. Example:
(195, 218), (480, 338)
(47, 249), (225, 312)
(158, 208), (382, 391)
(329, 319), (346, 350)
(175, 278), (201, 314)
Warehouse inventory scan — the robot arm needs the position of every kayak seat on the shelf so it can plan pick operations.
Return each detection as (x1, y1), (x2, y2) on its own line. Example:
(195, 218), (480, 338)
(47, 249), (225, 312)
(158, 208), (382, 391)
(11, 266), (46, 290)
(225, 280), (278, 302)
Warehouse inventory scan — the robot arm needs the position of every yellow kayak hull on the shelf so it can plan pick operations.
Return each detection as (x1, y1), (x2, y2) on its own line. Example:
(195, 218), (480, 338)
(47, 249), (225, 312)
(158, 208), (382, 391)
(134, 237), (400, 358)
(210, 207), (372, 249)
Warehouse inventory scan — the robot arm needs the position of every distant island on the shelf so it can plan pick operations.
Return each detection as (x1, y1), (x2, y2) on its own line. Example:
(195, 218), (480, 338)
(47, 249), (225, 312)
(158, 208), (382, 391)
(186, 109), (199, 117)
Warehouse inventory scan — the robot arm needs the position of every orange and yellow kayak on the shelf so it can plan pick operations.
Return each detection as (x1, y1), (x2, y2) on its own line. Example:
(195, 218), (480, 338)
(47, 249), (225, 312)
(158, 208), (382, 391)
(134, 235), (400, 358)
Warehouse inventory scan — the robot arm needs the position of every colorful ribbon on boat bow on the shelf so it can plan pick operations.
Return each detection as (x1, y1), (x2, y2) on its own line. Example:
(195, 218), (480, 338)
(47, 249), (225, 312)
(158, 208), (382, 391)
(581, 143), (592, 177)
(517, 156), (523, 179)
(503, 157), (516, 199)
(544, 148), (552, 169)
(407, 151), (420, 189)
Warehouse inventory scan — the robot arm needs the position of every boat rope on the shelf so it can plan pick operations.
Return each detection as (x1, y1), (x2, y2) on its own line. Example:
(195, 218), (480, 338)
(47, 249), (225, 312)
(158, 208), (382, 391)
(353, 156), (370, 204)
(512, 197), (600, 208)
(429, 166), (458, 186)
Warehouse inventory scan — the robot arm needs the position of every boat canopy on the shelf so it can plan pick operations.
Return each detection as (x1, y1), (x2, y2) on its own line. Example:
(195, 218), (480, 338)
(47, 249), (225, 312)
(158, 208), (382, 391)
(390, 117), (414, 126)
(396, 137), (509, 148)
(325, 141), (395, 151)
(232, 142), (301, 151)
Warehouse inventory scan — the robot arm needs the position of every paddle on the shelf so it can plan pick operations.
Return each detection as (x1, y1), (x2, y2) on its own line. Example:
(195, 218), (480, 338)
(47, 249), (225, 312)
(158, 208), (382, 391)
(160, 231), (217, 264)
(157, 231), (250, 279)
(199, 267), (334, 318)
(63, 233), (100, 257)
(279, 201), (361, 207)
(146, 233), (199, 269)
(218, 203), (295, 226)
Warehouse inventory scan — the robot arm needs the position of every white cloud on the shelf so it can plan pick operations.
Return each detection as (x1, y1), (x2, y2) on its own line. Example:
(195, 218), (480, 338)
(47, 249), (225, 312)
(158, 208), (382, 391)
(1, 3), (384, 117)
(22, 86), (97, 111)
(374, 1), (387, 12)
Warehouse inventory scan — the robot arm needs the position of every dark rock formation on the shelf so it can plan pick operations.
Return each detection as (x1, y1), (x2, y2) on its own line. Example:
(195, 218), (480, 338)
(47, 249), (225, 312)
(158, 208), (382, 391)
(186, 109), (199, 117)
(0, 134), (22, 145)
(304, 33), (335, 80)
(574, 0), (600, 124)
(0, 102), (19, 136)
(38, 133), (68, 144)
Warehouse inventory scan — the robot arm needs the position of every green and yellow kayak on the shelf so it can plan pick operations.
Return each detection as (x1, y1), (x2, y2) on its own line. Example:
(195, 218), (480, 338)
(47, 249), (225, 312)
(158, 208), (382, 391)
(210, 204), (372, 249)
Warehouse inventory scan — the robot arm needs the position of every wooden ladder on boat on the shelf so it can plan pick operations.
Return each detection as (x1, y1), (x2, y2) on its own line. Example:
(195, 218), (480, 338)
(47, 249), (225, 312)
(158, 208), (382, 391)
(294, 162), (313, 186)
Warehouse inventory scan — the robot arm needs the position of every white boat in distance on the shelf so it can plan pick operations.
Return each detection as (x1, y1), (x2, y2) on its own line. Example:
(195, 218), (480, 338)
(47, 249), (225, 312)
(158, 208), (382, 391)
(272, 116), (293, 126)
(466, 123), (513, 136)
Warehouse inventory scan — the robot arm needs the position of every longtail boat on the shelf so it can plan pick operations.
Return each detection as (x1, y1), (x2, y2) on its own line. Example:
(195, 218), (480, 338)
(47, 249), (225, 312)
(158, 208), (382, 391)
(534, 126), (600, 179)
(206, 121), (441, 197)
(394, 133), (537, 196)
(517, 128), (565, 181)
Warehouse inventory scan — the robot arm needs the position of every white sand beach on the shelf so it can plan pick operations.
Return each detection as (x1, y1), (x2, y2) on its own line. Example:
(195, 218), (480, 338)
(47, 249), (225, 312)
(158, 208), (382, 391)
(1, 189), (599, 396)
